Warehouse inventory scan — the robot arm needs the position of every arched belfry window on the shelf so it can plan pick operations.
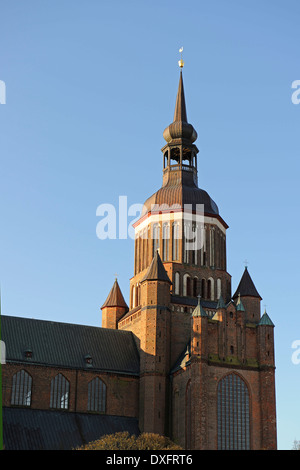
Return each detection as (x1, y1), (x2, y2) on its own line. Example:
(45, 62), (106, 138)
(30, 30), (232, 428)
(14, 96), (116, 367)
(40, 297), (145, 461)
(11, 369), (32, 407)
(88, 377), (106, 413)
(50, 373), (69, 410)
(170, 147), (180, 164)
(217, 373), (250, 450)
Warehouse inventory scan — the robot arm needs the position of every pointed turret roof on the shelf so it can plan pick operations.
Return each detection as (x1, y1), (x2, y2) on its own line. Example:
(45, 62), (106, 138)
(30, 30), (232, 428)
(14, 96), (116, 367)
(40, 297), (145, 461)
(141, 250), (171, 283)
(232, 267), (262, 300)
(101, 279), (128, 309)
(258, 309), (274, 327)
(192, 296), (207, 318)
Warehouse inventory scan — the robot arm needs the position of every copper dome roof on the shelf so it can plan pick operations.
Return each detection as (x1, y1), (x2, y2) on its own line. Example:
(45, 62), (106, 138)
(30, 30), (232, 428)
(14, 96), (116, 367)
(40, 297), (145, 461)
(141, 182), (219, 217)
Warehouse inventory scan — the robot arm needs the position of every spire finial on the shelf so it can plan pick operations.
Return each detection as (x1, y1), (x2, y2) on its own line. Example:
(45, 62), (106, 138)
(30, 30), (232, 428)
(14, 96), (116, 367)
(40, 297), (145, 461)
(244, 259), (248, 268)
(178, 47), (184, 69)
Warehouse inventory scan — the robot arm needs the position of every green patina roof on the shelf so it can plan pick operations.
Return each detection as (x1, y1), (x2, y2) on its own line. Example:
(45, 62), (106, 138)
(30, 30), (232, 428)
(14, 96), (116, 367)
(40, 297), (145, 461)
(258, 310), (274, 327)
(236, 293), (245, 312)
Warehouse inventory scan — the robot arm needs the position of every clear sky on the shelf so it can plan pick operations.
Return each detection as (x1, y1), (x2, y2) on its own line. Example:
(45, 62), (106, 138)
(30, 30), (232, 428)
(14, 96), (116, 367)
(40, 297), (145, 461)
(0, 0), (299, 450)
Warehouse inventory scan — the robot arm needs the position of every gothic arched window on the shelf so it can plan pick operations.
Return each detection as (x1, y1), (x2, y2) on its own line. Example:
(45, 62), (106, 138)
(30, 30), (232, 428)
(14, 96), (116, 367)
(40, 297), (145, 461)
(183, 274), (191, 297)
(11, 369), (32, 407)
(88, 377), (106, 413)
(174, 272), (180, 295)
(217, 278), (222, 300)
(217, 373), (250, 450)
(50, 373), (69, 410)
(201, 278), (206, 299)
(207, 277), (214, 300)
(193, 277), (198, 297)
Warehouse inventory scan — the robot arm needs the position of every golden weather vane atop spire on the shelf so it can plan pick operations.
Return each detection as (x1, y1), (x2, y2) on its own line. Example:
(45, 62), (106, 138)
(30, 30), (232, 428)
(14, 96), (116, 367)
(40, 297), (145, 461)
(178, 47), (184, 69)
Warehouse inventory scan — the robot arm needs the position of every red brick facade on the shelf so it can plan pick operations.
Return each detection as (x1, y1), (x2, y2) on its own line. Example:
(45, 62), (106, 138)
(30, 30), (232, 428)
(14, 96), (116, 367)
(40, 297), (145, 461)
(2, 69), (277, 450)
(2, 363), (139, 418)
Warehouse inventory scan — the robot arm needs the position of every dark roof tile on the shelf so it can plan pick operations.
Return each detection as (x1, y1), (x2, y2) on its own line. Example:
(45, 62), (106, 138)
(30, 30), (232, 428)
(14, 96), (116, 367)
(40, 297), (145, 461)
(1, 315), (139, 375)
(3, 407), (139, 450)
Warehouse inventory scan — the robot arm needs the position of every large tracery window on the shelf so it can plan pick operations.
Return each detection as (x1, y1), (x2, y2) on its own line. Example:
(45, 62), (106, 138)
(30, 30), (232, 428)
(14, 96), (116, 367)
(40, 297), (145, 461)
(11, 369), (32, 407)
(217, 373), (250, 450)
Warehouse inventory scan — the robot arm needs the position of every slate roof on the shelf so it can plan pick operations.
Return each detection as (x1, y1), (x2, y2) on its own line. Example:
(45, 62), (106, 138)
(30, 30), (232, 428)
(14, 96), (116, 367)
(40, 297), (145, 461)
(171, 295), (218, 310)
(101, 279), (128, 309)
(141, 251), (171, 283)
(3, 407), (139, 450)
(170, 342), (191, 374)
(1, 315), (139, 375)
(232, 267), (262, 300)
(192, 297), (207, 317)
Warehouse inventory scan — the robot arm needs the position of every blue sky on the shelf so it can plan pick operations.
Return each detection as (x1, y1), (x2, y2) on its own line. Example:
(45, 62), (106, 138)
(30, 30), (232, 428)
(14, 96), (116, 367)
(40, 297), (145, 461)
(1, 0), (300, 450)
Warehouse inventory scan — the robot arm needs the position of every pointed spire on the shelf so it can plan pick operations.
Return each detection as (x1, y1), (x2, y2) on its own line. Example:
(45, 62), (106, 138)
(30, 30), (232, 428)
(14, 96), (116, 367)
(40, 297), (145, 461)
(162, 67), (197, 145)
(192, 295), (207, 318)
(173, 71), (188, 123)
(259, 309), (275, 327)
(232, 266), (262, 300)
(141, 250), (171, 283)
(236, 293), (245, 312)
(101, 278), (128, 309)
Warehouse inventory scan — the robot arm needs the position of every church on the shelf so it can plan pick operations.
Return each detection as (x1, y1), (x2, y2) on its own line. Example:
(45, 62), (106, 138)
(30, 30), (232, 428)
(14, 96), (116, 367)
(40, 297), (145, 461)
(1, 61), (277, 450)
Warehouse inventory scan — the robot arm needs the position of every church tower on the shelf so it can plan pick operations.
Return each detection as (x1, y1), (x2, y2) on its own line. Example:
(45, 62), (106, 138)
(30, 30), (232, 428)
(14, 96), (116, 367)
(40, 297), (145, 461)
(113, 57), (277, 450)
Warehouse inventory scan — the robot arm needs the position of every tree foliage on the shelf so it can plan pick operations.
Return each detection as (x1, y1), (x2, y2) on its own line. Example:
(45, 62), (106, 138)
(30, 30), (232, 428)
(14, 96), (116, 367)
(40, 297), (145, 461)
(292, 440), (300, 450)
(76, 432), (182, 450)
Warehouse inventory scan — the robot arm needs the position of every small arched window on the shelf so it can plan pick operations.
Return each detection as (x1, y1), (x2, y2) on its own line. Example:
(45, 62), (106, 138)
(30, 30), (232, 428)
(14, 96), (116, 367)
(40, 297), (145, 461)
(175, 272), (180, 295)
(11, 369), (32, 407)
(207, 277), (214, 301)
(217, 278), (222, 300)
(193, 277), (198, 297)
(201, 279), (206, 299)
(88, 377), (106, 413)
(183, 274), (191, 297)
(132, 285), (136, 308)
(50, 373), (69, 410)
